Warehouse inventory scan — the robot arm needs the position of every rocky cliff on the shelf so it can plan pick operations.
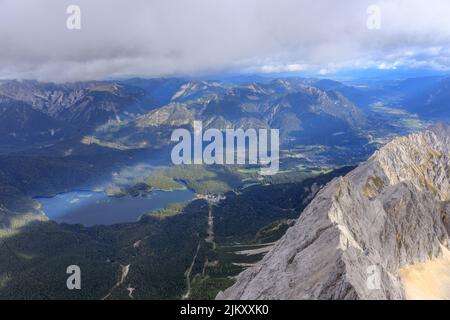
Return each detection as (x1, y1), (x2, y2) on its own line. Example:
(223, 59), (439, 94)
(218, 124), (450, 300)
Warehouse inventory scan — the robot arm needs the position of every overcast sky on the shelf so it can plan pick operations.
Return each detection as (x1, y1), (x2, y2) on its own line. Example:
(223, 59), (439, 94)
(1, 0), (450, 81)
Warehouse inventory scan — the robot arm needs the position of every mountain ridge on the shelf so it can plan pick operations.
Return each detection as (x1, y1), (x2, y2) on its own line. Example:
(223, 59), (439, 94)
(217, 124), (450, 300)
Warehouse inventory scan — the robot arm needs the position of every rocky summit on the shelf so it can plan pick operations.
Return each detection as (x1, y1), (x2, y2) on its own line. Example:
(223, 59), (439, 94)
(218, 124), (450, 300)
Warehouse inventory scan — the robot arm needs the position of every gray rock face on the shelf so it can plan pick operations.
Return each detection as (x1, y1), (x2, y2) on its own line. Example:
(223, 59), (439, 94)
(217, 125), (450, 300)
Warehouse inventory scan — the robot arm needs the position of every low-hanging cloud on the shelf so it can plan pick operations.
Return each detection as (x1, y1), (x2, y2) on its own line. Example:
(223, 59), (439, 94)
(1, 0), (450, 81)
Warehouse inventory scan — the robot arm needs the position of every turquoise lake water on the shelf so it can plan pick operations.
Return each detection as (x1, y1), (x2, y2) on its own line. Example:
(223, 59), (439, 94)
(36, 189), (195, 227)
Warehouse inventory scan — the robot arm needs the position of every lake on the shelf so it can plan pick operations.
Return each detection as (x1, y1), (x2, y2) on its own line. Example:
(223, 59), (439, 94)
(36, 189), (195, 227)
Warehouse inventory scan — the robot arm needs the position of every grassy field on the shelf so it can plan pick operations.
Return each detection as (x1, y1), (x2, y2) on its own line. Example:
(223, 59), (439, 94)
(144, 175), (185, 191)
(145, 203), (186, 219)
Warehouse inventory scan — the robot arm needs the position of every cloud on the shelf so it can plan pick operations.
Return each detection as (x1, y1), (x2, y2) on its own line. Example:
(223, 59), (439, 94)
(0, 0), (450, 81)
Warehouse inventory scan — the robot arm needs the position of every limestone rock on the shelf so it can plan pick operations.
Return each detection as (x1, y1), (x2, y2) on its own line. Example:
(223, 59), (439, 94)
(217, 124), (450, 300)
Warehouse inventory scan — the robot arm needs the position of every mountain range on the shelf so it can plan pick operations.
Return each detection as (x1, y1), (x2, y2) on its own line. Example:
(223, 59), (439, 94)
(0, 75), (448, 300)
(1, 76), (449, 151)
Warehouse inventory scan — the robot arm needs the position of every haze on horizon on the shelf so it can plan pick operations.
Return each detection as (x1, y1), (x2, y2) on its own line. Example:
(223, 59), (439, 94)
(1, 0), (450, 82)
